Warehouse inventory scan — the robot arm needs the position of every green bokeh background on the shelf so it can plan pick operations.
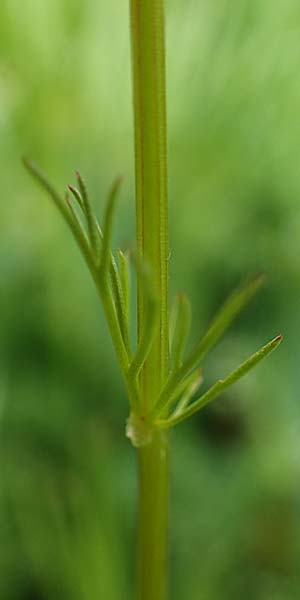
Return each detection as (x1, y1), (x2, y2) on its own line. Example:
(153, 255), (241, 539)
(0, 1), (299, 598)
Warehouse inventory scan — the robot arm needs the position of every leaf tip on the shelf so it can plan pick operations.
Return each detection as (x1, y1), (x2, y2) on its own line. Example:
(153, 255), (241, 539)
(177, 290), (186, 300)
(22, 156), (33, 171)
(249, 271), (266, 291)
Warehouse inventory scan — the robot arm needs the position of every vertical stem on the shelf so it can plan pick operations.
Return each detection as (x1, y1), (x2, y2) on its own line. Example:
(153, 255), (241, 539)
(129, 1), (169, 599)
(137, 431), (169, 600)
(129, 0), (169, 410)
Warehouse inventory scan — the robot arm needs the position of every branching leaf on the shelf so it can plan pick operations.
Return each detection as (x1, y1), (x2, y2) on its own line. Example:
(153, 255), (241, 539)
(23, 159), (140, 412)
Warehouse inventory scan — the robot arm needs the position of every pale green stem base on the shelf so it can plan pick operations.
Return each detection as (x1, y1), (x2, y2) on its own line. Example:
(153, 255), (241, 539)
(137, 431), (169, 600)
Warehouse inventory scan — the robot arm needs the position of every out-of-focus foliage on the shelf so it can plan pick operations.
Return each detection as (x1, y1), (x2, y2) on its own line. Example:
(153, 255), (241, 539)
(0, 1), (299, 598)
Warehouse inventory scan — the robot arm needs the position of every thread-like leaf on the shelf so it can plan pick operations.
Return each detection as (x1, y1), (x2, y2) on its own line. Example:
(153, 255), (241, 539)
(100, 177), (123, 275)
(151, 274), (264, 418)
(23, 157), (70, 222)
(65, 192), (89, 244)
(169, 294), (178, 349)
(182, 274), (264, 376)
(68, 184), (84, 211)
(170, 292), (191, 370)
(69, 183), (103, 264)
(95, 177), (130, 354)
(158, 368), (201, 418)
(75, 171), (100, 256)
(128, 253), (159, 382)
(173, 369), (203, 417)
(109, 253), (131, 355)
(117, 249), (131, 324)
(157, 335), (282, 428)
(23, 159), (138, 409)
(23, 158), (91, 264)
(94, 211), (130, 353)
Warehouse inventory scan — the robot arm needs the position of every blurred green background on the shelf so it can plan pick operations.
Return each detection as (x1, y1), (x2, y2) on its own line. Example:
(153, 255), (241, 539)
(0, 0), (299, 598)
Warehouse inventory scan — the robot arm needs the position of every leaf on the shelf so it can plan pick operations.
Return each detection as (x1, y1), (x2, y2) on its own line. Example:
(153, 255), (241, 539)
(157, 368), (201, 419)
(182, 274), (264, 376)
(157, 335), (282, 428)
(172, 369), (203, 417)
(109, 253), (131, 355)
(68, 184), (84, 211)
(75, 171), (100, 257)
(23, 158), (91, 264)
(23, 157), (70, 222)
(151, 274), (264, 418)
(23, 159), (138, 408)
(117, 249), (131, 325)
(170, 292), (191, 370)
(100, 176), (123, 275)
(65, 192), (89, 245)
(128, 252), (159, 382)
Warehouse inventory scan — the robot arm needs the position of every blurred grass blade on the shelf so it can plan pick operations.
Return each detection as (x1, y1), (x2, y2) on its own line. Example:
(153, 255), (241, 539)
(157, 335), (282, 428)
(128, 253), (159, 382)
(100, 176), (123, 275)
(170, 292), (191, 370)
(75, 171), (100, 256)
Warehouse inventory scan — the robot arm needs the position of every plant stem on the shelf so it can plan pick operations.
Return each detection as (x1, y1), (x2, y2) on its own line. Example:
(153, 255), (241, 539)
(129, 0), (169, 598)
(129, 0), (169, 409)
(137, 431), (169, 600)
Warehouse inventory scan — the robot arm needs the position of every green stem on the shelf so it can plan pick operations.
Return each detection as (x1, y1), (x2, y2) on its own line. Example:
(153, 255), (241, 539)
(130, 0), (169, 409)
(137, 431), (169, 600)
(129, 0), (169, 598)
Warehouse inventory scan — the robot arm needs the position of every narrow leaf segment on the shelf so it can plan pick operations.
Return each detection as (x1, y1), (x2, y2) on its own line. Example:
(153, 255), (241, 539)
(170, 292), (191, 371)
(151, 274), (265, 418)
(128, 254), (159, 385)
(157, 335), (283, 428)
